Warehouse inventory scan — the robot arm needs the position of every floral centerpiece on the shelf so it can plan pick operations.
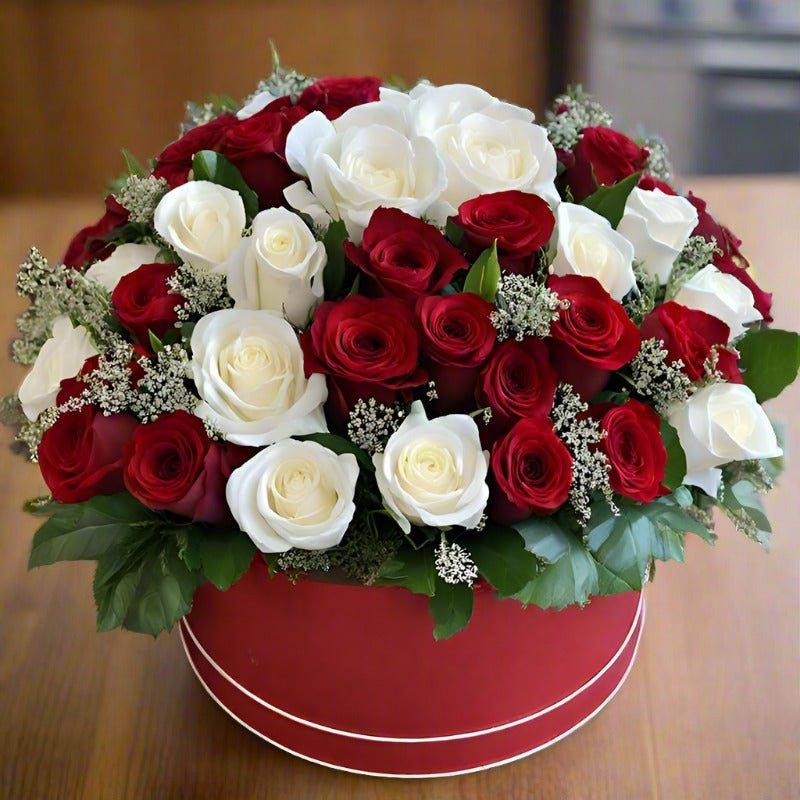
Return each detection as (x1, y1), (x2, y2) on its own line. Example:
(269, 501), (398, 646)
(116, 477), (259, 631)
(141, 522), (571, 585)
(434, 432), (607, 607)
(4, 49), (797, 652)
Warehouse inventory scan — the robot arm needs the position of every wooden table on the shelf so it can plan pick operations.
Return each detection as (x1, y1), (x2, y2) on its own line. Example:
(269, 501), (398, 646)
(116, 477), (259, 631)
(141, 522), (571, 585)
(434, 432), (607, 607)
(1, 178), (797, 799)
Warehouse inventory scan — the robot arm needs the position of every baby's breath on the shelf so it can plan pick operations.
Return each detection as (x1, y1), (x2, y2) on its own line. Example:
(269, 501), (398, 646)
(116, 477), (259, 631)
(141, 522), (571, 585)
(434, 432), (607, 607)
(491, 274), (564, 341)
(630, 338), (693, 415)
(129, 344), (196, 422)
(640, 134), (673, 183)
(434, 536), (478, 587)
(167, 263), (232, 322)
(623, 262), (660, 325)
(277, 549), (333, 574)
(346, 398), (406, 455)
(114, 175), (168, 225)
(545, 85), (613, 151)
(665, 236), (720, 299)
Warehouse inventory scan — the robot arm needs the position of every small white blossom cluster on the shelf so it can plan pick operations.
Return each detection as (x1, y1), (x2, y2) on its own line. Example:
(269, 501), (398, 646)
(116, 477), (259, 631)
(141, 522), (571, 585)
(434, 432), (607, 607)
(623, 262), (660, 324)
(435, 536), (479, 587)
(346, 398), (406, 455)
(114, 175), (169, 225)
(277, 549), (333, 574)
(426, 380), (439, 401)
(665, 236), (720, 299)
(641, 135), (673, 183)
(551, 383), (617, 523)
(166, 263), (233, 322)
(630, 338), (694, 414)
(491, 274), (565, 342)
(180, 94), (237, 133)
(545, 85), (613, 151)
(128, 345), (197, 422)
(250, 45), (314, 103)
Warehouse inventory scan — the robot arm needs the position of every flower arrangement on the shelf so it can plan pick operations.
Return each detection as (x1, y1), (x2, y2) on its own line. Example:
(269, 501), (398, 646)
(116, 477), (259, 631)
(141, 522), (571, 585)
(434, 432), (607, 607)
(5, 49), (798, 641)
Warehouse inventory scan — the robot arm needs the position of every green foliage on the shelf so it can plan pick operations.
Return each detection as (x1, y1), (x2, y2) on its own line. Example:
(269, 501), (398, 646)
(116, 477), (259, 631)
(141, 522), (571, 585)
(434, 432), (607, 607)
(322, 220), (350, 298)
(463, 241), (501, 302)
(718, 479), (771, 548)
(581, 171), (641, 228)
(429, 576), (473, 640)
(444, 218), (464, 247)
(180, 527), (255, 591)
(464, 525), (539, 597)
(660, 418), (687, 490)
(375, 542), (436, 596)
(736, 328), (800, 403)
(191, 150), (259, 221)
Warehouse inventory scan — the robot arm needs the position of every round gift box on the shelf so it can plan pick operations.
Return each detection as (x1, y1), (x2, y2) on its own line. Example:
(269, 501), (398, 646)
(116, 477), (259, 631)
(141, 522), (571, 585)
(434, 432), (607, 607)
(181, 559), (644, 778)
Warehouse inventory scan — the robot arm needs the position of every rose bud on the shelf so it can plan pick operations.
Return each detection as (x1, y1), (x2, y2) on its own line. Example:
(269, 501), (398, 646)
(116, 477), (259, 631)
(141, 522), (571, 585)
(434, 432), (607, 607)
(298, 76), (381, 120)
(63, 195), (129, 268)
(123, 410), (251, 525)
(344, 208), (467, 301)
(547, 274), (641, 399)
(595, 400), (667, 503)
(489, 416), (572, 524)
(454, 190), (555, 274)
(300, 295), (427, 428)
(416, 293), (496, 413)
(562, 126), (649, 202)
(476, 338), (558, 445)
(112, 262), (184, 348)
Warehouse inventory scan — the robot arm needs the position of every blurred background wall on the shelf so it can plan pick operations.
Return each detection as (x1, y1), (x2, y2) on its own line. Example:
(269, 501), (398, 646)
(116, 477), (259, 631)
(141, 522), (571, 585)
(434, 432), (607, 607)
(1, 0), (798, 198)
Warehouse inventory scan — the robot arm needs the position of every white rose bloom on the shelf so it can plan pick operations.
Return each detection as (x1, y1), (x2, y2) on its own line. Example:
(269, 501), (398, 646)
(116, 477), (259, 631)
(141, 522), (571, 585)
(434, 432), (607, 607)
(373, 401), (489, 534)
(154, 181), (245, 271)
(237, 90), (277, 120)
(550, 203), (636, 300)
(18, 316), (98, 421)
(84, 242), (161, 291)
(669, 382), (782, 497)
(673, 264), (762, 340)
(617, 187), (699, 284)
(225, 208), (326, 327)
(190, 309), (327, 447)
(226, 439), (359, 553)
(284, 103), (446, 241)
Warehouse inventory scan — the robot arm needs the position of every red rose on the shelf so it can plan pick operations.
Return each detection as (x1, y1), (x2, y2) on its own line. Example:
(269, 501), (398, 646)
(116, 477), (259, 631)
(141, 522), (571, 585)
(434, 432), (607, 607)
(416, 293), (496, 413)
(489, 416), (572, 523)
(63, 195), (129, 268)
(301, 295), (427, 426)
(298, 76), (381, 120)
(112, 263), (184, 348)
(476, 338), (558, 443)
(344, 208), (467, 301)
(123, 411), (251, 525)
(153, 113), (237, 186)
(454, 191), (555, 274)
(39, 406), (138, 504)
(638, 175), (676, 194)
(564, 127), (649, 201)
(596, 400), (667, 503)
(548, 274), (641, 398)
(221, 97), (308, 209)
(641, 301), (741, 383)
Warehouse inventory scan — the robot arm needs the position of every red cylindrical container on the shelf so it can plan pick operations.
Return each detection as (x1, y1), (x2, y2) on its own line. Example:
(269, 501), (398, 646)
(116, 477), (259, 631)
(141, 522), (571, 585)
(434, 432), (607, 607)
(181, 560), (644, 777)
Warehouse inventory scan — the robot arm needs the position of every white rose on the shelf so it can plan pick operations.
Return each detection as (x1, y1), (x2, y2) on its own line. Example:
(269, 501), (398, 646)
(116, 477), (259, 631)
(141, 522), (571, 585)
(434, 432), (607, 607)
(225, 208), (326, 327)
(237, 90), (277, 120)
(190, 309), (327, 446)
(550, 203), (636, 300)
(673, 265), (761, 340)
(18, 316), (98, 420)
(373, 401), (489, 533)
(669, 382), (782, 496)
(154, 181), (245, 271)
(617, 187), (698, 284)
(84, 242), (161, 290)
(226, 439), (359, 552)
(284, 103), (446, 241)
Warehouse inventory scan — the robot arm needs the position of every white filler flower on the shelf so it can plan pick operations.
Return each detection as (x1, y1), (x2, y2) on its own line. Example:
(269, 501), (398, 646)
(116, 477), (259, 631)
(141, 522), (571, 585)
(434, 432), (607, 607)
(84, 242), (161, 291)
(190, 309), (327, 446)
(373, 401), (489, 533)
(227, 439), (359, 552)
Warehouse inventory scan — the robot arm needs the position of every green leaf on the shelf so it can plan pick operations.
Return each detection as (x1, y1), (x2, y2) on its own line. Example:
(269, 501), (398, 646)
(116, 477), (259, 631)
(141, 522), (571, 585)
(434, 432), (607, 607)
(94, 563), (144, 632)
(656, 503), (716, 543)
(445, 218), (464, 247)
(148, 329), (165, 353)
(375, 543), (436, 596)
(737, 328), (800, 403)
(719, 479), (771, 547)
(121, 148), (146, 177)
(429, 577), (473, 640)
(660, 418), (687, 490)
(514, 516), (571, 563)
(294, 432), (374, 471)
(191, 150), (259, 221)
(322, 219), (349, 298)
(463, 241), (501, 302)
(464, 525), (540, 597)
(182, 527), (256, 591)
(581, 171), (642, 228)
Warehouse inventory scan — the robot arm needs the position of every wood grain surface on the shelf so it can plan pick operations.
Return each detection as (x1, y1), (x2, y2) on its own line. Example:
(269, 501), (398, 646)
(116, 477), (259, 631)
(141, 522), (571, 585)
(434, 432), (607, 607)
(0, 177), (798, 799)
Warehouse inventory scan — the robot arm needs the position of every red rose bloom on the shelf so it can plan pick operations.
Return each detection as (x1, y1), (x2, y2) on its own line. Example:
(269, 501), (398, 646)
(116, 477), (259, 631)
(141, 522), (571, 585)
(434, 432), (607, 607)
(641, 301), (742, 384)
(63, 195), (129, 268)
(416, 293), (496, 413)
(454, 191), (555, 274)
(638, 175), (676, 194)
(39, 406), (138, 503)
(153, 113), (237, 186)
(548, 274), (641, 398)
(221, 97), (308, 209)
(489, 416), (573, 524)
(124, 411), (251, 525)
(112, 263), (184, 348)
(344, 208), (467, 301)
(564, 127), (649, 201)
(301, 295), (427, 426)
(298, 76), (381, 120)
(596, 400), (667, 503)
(476, 338), (558, 443)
